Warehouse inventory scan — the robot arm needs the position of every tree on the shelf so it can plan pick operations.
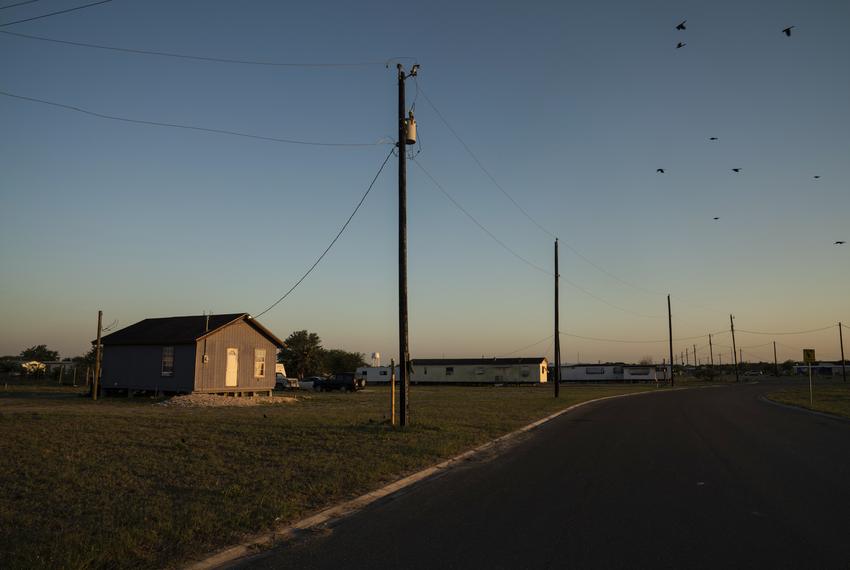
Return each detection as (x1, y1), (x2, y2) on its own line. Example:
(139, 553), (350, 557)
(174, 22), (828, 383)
(638, 356), (654, 365)
(320, 349), (367, 375)
(73, 347), (97, 367)
(19, 345), (59, 362)
(278, 330), (323, 380)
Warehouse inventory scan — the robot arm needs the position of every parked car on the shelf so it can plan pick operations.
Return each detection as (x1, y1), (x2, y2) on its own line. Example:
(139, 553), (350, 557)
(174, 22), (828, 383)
(299, 376), (323, 391)
(275, 373), (299, 390)
(313, 372), (365, 392)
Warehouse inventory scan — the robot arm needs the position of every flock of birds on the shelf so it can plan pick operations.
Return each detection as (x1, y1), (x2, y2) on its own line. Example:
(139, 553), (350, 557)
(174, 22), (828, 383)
(660, 19), (844, 246)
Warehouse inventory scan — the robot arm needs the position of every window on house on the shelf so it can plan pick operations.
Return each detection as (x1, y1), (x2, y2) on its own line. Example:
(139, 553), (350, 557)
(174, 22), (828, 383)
(445, 367), (454, 376)
(379, 370), (388, 376)
(475, 367), (485, 375)
(254, 349), (266, 378)
(161, 346), (174, 376)
(521, 366), (530, 377)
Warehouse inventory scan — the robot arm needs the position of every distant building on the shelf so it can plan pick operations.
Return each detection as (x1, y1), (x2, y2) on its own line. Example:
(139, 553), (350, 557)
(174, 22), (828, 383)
(560, 364), (672, 382)
(792, 362), (847, 377)
(98, 313), (284, 395)
(358, 358), (550, 385)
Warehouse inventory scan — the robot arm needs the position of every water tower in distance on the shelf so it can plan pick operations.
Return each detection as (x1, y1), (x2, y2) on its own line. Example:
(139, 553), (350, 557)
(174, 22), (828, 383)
(371, 352), (381, 367)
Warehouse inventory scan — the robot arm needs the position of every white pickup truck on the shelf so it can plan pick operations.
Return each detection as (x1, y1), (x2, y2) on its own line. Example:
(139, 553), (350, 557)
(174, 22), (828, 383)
(274, 363), (299, 390)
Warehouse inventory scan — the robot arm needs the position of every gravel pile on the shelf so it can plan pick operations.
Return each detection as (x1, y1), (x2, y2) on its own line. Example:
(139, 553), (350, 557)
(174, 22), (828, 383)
(157, 394), (297, 408)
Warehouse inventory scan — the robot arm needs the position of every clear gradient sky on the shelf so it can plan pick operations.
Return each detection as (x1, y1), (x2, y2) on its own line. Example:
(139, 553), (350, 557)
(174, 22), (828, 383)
(1, 0), (848, 364)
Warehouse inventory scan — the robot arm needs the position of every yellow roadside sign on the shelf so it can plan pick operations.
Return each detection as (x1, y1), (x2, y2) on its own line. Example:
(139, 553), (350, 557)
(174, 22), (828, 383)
(803, 349), (816, 364)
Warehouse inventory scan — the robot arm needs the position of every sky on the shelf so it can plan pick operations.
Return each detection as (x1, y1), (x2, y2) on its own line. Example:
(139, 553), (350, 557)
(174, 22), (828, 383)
(1, 0), (848, 365)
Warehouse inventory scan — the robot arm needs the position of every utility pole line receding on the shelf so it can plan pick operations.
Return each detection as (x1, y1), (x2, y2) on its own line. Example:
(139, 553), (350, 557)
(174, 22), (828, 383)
(93, 310), (102, 401)
(667, 295), (674, 387)
(693, 344), (697, 368)
(730, 314), (739, 383)
(397, 63), (411, 427)
(554, 239), (561, 398)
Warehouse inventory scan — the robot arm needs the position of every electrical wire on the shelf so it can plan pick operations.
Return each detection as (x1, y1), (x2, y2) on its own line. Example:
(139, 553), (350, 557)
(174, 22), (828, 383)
(254, 148), (394, 318)
(0, 89), (391, 147)
(0, 29), (397, 68)
(736, 325), (836, 336)
(0, 0), (111, 27)
(498, 334), (554, 357)
(416, 80), (670, 299)
(560, 329), (726, 344)
(0, 0), (44, 11)
(412, 157), (666, 319)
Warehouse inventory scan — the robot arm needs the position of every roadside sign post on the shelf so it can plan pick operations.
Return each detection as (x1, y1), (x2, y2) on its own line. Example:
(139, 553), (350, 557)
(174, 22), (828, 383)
(803, 349), (816, 407)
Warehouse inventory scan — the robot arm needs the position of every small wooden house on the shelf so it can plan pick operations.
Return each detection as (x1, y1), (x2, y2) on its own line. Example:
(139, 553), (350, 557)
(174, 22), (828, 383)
(98, 313), (284, 396)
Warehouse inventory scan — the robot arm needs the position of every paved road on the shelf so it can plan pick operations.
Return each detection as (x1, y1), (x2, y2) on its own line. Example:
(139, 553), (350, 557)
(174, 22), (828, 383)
(237, 382), (850, 569)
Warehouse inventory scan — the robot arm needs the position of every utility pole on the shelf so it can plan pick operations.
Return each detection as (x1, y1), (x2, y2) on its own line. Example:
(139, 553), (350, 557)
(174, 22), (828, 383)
(773, 341), (779, 377)
(686, 347), (689, 366)
(554, 239), (561, 398)
(397, 63), (417, 426)
(93, 310), (103, 401)
(840, 322), (846, 383)
(390, 358), (396, 426)
(693, 344), (697, 368)
(667, 295), (674, 387)
(709, 334), (714, 367)
(730, 314), (739, 383)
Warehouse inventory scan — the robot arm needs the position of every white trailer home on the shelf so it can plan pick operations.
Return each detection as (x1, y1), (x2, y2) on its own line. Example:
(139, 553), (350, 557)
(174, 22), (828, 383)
(560, 364), (672, 382)
(355, 365), (397, 384)
(410, 357), (548, 384)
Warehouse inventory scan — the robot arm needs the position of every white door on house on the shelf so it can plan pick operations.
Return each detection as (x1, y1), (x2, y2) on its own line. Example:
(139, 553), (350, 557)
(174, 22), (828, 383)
(225, 348), (238, 387)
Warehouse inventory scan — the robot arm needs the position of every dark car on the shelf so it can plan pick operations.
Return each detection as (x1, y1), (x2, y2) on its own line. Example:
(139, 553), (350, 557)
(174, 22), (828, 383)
(313, 372), (365, 392)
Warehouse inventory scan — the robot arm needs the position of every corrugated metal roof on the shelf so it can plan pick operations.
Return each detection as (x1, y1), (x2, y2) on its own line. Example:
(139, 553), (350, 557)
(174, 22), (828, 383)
(98, 313), (284, 347)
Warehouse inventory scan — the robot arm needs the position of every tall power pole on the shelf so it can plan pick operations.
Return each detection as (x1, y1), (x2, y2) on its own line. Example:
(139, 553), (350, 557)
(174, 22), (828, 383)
(773, 341), (779, 377)
(693, 344), (697, 368)
(397, 63), (417, 426)
(730, 314), (739, 383)
(554, 239), (561, 398)
(667, 295), (674, 386)
(709, 334), (714, 367)
(839, 322), (846, 383)
(93, 310), (102, 401)
(686, 347), (689, 366)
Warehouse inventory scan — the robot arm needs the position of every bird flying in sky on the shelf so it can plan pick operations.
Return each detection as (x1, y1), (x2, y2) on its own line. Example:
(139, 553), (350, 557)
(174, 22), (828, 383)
(657, 168), (665, 174)
(676, 20), (687, 31)
(836, 241), (846, 245)
(676, 42), (686, 49)
(813, 175), (821, 179)
(713, 217), (720, 220)
(782, 26), (795, 37)
(732, 168), (741, 173)
(709, 137), (719, 141)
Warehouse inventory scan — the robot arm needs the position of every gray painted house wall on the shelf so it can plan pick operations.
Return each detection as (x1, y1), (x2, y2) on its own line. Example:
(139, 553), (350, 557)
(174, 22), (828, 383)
(101, 344), (195, 392)
(193, 320), (276, 392)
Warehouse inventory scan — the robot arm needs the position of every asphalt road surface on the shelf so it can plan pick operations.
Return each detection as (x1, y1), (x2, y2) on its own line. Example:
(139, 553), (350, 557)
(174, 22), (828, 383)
(236, 381), (850, 569)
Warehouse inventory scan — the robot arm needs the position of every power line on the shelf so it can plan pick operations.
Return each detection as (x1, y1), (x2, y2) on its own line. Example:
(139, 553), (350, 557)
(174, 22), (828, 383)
(0, 29), (395, 68)
(412, 157), (664, 319)
(411, 157), (551, 275)
(254, 148), (394, 318)
(0, 0), (112, 27)
(737, 325), (836, 336)
(0, 1), (44, 11)
(0, 89), (391, 147)
(561, 329), (727, 344)
(498, 334), (554, 357)
(416, 81), (557, 240)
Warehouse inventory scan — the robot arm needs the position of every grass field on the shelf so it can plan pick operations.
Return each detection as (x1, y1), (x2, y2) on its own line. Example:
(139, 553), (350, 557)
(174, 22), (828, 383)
(767, 382), (850, 419)
(1, 383), (663, 569)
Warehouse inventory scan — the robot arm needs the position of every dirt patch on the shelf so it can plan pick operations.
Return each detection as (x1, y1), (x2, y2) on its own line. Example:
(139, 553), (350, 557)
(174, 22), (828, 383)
(156, 394), (297, 408)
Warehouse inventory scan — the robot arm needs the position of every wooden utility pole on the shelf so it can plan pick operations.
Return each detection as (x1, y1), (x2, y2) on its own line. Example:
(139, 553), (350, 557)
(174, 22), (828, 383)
(839, 322), (846, 383)
(730, 314), (739, 383)
(390, 358), (396, 426)
(667, 295), (674, 387)
(554, 239), (561, 398)
(773, 341), (779, 377)
(397, 64), (414, 427)
(93, 310), (103, 400)
(685, 347), (689, 366)
(693, 344), (697, 368)
(709, 334), (714, 367)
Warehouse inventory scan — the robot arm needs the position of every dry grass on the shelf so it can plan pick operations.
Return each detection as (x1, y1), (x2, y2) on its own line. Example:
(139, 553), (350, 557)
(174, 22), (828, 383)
(0, 383), (660, 569)
(767, 382), (850, 419)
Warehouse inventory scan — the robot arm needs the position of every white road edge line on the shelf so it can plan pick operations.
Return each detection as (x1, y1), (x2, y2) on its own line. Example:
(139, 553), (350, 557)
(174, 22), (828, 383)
(186, 385), (714, 570)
